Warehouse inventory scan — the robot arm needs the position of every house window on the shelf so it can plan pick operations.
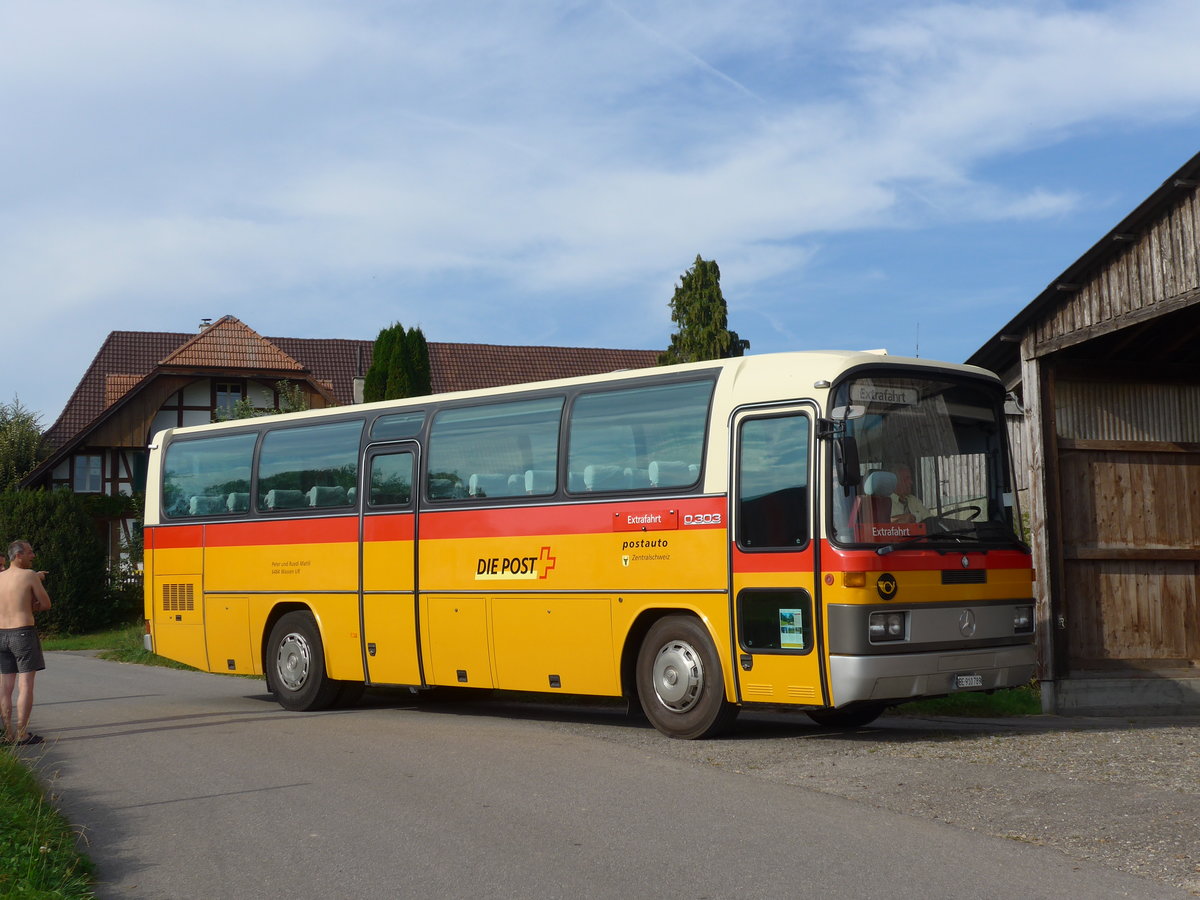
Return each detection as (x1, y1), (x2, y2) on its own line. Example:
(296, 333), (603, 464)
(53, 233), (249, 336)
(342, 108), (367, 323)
(73, 454), (103, 493)
(214, 381), (244, 415)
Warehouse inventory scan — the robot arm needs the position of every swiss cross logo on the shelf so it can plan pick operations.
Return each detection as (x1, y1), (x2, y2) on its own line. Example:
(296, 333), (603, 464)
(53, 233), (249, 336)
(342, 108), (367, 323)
(475, 546), (557, 581)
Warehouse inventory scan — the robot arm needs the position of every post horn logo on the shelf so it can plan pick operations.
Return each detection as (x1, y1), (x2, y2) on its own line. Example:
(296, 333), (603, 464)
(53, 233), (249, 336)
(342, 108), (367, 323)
(876, 573), (898, 601)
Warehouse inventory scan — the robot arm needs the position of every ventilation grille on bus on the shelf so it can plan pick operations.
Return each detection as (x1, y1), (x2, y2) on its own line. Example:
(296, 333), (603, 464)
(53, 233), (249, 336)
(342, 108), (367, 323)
(161, 583), (196, 611)
(942, 570), (986, 585)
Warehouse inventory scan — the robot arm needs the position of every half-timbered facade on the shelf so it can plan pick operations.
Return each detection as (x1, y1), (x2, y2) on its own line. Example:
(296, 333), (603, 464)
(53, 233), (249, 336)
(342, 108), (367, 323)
(971, 151), (1200, 714)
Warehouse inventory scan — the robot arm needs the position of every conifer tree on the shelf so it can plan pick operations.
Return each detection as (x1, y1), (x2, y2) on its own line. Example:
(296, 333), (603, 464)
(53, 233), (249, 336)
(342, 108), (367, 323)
(405, 327), (432, 396)
(363, 324), (400, 403)
(384, 324), (413, 400)
(364, 322), (432, 402)
(659, 255), (748, 365)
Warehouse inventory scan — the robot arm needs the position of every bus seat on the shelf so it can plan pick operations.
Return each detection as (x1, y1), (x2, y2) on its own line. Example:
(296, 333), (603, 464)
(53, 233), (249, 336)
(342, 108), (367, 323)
(307, 485), (347, 507)
(188, 495), (227, 516)
(649, 460), (692, 487)
(507, 474), (525, 492)
(265, 489), (306, 510)
(525, 469), (555, 494)
(584, 464), (627, 491)
(849, 470), (897, 530)
(625, 467), (650, 488)
(568, 471), (585, 492)
(346, 487), (357, 505)
(469, 473), (511, 497)
(226, 492), (250, 512)
(864, 470), (897, 499)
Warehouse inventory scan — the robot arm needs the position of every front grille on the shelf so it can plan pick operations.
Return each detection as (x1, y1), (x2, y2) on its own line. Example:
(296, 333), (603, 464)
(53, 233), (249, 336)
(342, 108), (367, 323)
(942, 569), (986, 585)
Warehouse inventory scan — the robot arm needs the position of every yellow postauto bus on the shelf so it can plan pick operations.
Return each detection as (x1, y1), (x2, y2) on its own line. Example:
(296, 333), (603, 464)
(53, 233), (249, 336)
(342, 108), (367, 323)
(142, 350), (1035, 739)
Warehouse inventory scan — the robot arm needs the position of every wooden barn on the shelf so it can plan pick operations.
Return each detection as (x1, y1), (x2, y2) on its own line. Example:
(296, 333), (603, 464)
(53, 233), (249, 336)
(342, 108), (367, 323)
(970, 151), (1200, 714)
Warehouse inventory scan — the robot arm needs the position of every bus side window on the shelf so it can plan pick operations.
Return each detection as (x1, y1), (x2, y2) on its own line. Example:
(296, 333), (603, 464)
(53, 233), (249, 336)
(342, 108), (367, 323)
(257, 420), (364, 513)
(737, 415), (810, 548)
(567, 379), (713, 494)
(370, 452), (413, 507)
(426, 397), (563, 503)
(162, 432), (256, 519)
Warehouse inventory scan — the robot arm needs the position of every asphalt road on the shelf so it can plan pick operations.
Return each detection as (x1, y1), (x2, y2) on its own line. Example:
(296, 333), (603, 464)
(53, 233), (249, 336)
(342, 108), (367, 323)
(15, 652), (1195, 899)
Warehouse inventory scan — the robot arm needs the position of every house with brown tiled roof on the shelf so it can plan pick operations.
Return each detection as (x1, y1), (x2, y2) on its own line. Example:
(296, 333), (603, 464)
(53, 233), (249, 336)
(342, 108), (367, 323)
(23, 315), (660, 557)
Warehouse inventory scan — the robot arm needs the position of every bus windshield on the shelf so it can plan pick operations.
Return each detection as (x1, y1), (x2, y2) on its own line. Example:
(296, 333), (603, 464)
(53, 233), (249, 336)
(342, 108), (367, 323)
(828, 372), (1021, 548)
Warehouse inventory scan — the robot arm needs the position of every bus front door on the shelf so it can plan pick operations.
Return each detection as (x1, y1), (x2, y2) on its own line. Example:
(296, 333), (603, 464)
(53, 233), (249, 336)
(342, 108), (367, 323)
(729, 407), (826, 707)
(360, 443), (422, 686)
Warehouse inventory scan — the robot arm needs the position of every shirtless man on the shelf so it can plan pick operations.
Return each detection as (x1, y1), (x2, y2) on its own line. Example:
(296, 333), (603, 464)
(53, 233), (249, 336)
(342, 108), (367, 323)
(0, 540), (51, 745)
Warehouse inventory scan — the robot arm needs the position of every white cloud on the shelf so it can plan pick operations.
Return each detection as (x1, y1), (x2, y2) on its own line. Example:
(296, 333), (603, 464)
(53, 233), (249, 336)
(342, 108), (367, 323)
(6, 0), (1200, 418)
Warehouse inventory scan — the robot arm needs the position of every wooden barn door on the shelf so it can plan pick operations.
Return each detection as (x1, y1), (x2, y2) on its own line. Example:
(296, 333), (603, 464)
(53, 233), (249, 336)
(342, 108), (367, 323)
(1053, 380), (1200, 672)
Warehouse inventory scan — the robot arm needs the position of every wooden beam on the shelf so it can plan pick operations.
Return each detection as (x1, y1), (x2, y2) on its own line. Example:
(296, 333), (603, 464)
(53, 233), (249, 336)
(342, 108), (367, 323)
(1059, 438), (1200, 454)
(1031, 284), (1200, 357)
(1065, 547), (1200, 561)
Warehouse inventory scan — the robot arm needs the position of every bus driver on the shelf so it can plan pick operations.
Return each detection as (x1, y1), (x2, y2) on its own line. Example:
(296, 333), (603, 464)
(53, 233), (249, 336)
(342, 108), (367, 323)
(891, 464), (932, 524)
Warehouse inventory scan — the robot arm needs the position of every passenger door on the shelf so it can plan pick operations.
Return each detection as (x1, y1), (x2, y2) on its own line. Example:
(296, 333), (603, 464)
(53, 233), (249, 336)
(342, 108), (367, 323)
(360, 442), (422, 685)
(729, 406), (826, 706)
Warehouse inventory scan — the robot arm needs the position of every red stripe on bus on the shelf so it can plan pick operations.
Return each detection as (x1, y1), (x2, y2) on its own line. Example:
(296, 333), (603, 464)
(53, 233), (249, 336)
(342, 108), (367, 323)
(363, 515), (415, 542)
(419, 496), (727, 539)
(145, 525), (203, 550)
(203, 517), (360, 547)
(820, 543), (1033, 572)
(732, 548), (816, 574)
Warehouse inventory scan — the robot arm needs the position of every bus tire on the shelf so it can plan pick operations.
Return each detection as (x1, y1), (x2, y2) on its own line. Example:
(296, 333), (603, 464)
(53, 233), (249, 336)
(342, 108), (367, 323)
(267, 611), (341, 711)
(636, 615), (738, 740)
(805, 702), (886, 729)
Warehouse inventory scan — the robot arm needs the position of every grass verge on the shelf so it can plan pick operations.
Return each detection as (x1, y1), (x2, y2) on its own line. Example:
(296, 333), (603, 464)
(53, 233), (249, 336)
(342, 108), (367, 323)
(893, 681), (1042, 716)
(0, 747), (94, 898)
(44, 623), (197, 670)
(1, 623), (194, 897)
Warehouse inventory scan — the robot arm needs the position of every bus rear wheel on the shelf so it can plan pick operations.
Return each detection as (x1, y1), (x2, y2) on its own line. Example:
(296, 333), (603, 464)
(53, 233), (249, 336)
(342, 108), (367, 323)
(267, 611), (341, 711)
(636, 616), (738, 740)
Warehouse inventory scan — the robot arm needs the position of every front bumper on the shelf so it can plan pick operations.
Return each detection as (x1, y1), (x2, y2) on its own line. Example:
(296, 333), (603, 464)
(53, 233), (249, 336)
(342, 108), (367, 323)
(829, 643), (1036, 704)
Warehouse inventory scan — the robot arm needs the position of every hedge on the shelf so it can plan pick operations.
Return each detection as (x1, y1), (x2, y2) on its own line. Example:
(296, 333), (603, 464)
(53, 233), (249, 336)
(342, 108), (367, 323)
(0, 489), (139, 634)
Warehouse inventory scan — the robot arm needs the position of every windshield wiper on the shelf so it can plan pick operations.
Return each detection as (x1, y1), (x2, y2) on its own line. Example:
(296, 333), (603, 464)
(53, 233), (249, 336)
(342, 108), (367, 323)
(875, 529), (982, 555)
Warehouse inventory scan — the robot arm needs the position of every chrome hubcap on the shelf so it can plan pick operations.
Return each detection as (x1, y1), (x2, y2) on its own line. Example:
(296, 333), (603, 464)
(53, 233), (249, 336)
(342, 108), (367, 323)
(651, 639), (703, 712)
(276, 631), (311, 691)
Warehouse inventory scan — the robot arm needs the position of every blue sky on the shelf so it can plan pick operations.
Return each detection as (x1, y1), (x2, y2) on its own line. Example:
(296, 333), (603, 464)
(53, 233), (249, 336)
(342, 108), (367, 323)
(5, 0), (1200, 423)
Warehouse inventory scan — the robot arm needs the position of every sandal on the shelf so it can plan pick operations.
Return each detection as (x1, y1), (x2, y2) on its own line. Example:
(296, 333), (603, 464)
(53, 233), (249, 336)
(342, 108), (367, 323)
(14, 733), (43, 746)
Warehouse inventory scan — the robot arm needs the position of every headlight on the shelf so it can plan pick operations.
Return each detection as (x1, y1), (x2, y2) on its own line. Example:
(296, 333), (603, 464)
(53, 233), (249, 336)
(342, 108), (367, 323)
(869, 611), (908, 642)
(1013, 605), (1034, 634)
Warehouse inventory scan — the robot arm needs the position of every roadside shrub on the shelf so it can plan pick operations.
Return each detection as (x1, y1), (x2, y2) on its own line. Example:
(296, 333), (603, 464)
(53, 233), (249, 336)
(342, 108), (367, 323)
(0, 489), (111, 634)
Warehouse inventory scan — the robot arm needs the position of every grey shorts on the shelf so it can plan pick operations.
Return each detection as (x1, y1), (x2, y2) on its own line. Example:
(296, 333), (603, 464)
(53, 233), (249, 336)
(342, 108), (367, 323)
(0, 626), (45, 674)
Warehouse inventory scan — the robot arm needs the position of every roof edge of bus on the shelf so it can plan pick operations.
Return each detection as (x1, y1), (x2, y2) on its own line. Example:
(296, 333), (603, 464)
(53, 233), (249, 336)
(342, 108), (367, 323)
(153, 349), (998, 439)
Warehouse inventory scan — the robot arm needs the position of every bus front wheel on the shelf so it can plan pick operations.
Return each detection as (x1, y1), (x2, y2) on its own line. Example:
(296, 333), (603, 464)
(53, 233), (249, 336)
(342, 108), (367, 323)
(636, 616), (738, 740)
(267, 611), (341, 711)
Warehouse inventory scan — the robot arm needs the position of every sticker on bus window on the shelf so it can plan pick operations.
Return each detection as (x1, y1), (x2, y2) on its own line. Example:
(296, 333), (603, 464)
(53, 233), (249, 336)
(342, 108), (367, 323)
(779, 609), (806, 649)
(859, 522), (927, 542)
(850, 384), (919, 406)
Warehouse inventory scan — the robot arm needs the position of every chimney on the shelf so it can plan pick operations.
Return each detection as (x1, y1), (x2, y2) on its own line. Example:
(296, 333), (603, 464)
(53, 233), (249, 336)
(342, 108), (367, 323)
(199, 318), (213, 331)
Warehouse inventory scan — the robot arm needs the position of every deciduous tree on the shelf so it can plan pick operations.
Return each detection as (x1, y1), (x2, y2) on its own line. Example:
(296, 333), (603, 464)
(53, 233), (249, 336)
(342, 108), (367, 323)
(0, 397), (46, 491)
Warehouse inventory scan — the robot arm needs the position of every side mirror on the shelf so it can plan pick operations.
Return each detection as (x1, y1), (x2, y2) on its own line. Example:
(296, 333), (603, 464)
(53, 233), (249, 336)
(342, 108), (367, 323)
(834, 436), (861, 487)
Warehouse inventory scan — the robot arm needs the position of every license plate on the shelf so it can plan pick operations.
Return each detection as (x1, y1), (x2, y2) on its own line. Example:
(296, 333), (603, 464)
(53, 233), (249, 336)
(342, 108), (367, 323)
(955, 674), (984, 689)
